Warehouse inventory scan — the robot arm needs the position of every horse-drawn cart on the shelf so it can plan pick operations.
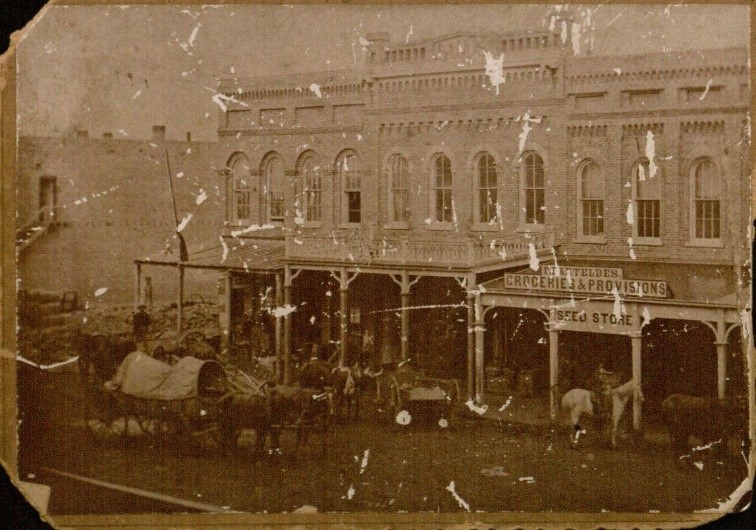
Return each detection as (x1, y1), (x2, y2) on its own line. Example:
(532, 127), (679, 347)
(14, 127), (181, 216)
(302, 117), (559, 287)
(79, 334), (329, 455)
(381, 368), (461, 427)
(80, 343), (229, 446)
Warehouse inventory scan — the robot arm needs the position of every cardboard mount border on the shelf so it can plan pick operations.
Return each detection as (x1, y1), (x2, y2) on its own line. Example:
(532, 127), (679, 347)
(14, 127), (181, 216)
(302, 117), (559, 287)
(0, 0), (753, 528)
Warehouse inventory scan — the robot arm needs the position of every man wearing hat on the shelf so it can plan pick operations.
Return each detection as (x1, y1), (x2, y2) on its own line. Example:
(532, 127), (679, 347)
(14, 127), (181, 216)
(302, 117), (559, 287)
(133, 304), (151, 349)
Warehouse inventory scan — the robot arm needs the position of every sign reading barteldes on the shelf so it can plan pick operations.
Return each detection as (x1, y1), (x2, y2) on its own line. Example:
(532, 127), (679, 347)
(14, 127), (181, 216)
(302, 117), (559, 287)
(502, 273), (667, 298)
(541, 265), (623, 279)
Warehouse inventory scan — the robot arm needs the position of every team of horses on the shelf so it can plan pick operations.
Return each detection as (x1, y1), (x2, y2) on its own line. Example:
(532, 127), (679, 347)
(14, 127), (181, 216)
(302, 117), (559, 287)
(559, 378), (747, 458)
(81, 334), (746, 460)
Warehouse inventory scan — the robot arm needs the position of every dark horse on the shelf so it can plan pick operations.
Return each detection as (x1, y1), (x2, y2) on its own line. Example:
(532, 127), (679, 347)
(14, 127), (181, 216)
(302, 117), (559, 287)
(218, 385), (328, 457)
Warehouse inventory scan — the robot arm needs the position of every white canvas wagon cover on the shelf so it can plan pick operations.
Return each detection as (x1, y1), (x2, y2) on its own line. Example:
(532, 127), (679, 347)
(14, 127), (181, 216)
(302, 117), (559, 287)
(108, 351), (218, 400)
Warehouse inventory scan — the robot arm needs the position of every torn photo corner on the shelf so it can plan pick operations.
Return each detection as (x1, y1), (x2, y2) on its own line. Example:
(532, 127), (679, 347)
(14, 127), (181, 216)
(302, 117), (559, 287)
(1, 2), (753, 528)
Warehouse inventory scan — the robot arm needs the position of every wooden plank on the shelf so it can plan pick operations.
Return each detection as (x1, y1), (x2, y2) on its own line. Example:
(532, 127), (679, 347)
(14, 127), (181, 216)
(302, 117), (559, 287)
(0, 32), (18, 478)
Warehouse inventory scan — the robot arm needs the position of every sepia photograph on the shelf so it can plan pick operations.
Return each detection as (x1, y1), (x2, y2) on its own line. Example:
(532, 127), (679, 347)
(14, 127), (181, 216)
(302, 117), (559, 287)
(2, 1), (754, 527)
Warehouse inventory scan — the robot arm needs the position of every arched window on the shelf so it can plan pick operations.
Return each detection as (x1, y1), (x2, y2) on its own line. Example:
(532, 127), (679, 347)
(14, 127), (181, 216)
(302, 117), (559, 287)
(523, 152), (544, 224)
(432, 154), (453, 222)
(300, 155), (321, 222)
(337, 151), (361, 224)
(262, 154), (284, 223)
(579, 160), (604, 236)
(633, 159), (661, 238)
(692, 158), (720, 239)
(230, 154), (251, 223)
(388, 154), (409, 223)
(476, 153), (498, 223)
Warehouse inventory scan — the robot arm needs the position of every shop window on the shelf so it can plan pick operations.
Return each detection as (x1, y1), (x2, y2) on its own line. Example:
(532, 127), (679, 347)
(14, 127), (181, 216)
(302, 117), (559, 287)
(476, 152), (498, 223)
(432, 154), (453, 223)
(262, 154), (284, 223)
(691, 157), (721, 240)
(633, 158), (661, 239)
(388, 154), (410, 223)
(579, 160), (604, 237)
(522, 152), (545, 224)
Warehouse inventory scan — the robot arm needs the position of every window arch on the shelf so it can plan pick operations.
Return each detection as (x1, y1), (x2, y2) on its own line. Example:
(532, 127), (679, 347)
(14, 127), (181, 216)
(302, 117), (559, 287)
(337, 150), (361, 224)
(578, 160), (604, 236)
(691, 157), (721, 239)
(229, 154), (251, 223)
(522, 152), (545, 224)
(476, 152), (498, 223)
(632, 158), (661, 239)
(299, 154), (321, 222)
(388, 154), (410, 223)
(432, 153), (453, 222)
(262, 154), (285, 223)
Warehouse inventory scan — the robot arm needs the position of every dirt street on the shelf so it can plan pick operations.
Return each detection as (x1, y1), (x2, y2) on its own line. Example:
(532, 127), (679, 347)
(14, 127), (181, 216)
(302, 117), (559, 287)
(20, 372), (748, 516)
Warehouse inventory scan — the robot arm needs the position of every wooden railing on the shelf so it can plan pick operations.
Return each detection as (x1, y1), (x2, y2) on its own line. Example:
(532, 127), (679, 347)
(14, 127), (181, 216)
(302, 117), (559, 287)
(285, 229), (555, 269)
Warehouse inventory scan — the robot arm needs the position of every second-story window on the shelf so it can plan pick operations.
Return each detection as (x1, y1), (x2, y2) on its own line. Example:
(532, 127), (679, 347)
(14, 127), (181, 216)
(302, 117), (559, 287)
(579, 160), (604, 237)
(301, 155), (321, 222)
(692, 157), (721, 240)
(338, 150), (361, 224)
(230, 154), (251, 223)
(633, 159), (661, 239)
(388, 154), (409, 223)
(433, 154), (453, 222)
(523, 152), (544, 224)
(476, 152), (498, 223)
(262, 154), (284, 223)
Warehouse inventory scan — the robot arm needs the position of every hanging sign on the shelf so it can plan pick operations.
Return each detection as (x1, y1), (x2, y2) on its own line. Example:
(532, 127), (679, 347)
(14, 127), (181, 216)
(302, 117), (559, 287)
(502, 273), (667, 298)
(550, 299), (641, 335)
(541, 265), (623, 279)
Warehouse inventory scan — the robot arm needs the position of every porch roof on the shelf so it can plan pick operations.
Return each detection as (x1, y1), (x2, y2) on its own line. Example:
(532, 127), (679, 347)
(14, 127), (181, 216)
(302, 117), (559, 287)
(135, 239), (285, 273)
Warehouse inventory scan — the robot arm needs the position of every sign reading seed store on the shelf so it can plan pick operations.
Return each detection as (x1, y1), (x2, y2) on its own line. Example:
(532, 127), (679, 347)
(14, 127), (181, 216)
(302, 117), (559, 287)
(501, 265), (668, 334)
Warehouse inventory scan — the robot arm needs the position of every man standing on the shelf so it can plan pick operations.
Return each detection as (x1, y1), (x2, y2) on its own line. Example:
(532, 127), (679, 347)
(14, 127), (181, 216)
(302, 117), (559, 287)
(133, 304), (151, 349)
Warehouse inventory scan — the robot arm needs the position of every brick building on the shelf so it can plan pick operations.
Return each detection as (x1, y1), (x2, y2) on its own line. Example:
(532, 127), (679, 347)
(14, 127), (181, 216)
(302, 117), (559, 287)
(18, 30), (750, 428)
(205, 30), (750, 426)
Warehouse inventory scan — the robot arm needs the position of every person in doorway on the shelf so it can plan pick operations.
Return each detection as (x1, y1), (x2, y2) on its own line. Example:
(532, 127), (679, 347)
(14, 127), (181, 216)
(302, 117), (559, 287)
(133, 305), (151, 349)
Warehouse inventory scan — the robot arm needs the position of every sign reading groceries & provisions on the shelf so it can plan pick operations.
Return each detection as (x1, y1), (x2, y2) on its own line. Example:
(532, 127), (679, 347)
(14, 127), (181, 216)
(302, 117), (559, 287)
(503, 266), (667, 299)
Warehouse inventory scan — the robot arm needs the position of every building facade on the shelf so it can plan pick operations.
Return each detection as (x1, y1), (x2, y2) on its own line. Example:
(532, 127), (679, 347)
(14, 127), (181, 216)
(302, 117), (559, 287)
(209, 30), (750, 426)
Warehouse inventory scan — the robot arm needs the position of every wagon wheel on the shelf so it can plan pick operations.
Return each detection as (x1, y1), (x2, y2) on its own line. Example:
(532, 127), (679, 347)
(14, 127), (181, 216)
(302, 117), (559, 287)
(180, 331), (215, 360)
(80, 384), (128, 444)
(154, 405), (192, 450)
(386, 376), (410, 426)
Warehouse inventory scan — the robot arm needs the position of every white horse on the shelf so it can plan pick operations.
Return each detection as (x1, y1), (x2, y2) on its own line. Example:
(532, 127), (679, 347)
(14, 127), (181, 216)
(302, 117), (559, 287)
(605, 379), (643, 448)
(561, 379), (643, 449)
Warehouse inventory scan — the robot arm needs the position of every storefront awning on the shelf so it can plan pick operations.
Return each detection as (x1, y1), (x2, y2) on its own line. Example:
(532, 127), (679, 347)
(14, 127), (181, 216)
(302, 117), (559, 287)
(135, 239), (285, 273)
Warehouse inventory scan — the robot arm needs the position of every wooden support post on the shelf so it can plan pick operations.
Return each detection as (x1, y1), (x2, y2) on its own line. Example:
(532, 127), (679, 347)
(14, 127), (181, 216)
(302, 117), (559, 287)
(474, 295), (485, 403)
(284, 266), (293, 384)
(177, 264), (184, 335)
(630, 332), (642, 430)
(275, 272), (283, 381)
(339, 268), (349, 368)
(548, 325), (559, 420)
(134, 262), (142, 310)
(400, 273), (410, 361)
(466, 291), (475, 401)
(716, 317), (727, 400)
(220, 273), (231, 354)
